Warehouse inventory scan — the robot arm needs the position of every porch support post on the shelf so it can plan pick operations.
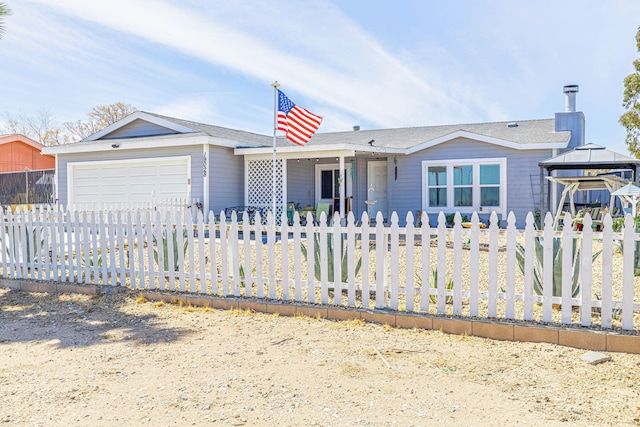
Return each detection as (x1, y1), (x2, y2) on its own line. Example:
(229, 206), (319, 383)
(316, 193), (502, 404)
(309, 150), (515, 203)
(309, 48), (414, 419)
(539, 166), (545, 214)
(339, 155), (345, 223)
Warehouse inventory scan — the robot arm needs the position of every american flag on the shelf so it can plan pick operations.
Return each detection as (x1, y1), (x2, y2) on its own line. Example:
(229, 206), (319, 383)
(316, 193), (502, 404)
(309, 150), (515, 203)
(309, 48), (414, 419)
(277, 90), (322, 146)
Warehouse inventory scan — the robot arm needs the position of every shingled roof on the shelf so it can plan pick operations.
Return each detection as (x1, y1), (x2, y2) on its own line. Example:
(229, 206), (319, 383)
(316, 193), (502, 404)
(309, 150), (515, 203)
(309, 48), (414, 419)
(298, 118), (570, 149)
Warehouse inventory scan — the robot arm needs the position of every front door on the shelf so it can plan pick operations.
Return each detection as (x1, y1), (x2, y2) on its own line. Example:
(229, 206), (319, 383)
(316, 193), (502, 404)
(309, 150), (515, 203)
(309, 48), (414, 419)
(367, 161), (388, 222)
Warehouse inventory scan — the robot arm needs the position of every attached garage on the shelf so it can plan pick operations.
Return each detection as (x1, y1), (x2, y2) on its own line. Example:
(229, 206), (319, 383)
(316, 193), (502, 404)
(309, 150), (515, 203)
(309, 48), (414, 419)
(42, 111), (269, 214)
(68, 156), (191, 206)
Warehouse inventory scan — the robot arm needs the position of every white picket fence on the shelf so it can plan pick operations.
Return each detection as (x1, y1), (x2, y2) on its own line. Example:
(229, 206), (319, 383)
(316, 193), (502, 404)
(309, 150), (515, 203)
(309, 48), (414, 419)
(1, 205), (639, 331)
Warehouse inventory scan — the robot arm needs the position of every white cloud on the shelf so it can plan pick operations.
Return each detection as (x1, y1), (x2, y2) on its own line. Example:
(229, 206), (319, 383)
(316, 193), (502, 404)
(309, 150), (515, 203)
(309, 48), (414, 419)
(24, 0), (485, 129)
(9, 0), (640, 155)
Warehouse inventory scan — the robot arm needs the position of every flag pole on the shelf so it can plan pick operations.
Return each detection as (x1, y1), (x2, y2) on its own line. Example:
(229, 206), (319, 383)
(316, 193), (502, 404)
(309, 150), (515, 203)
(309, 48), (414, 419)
(271, 81), (280, 220)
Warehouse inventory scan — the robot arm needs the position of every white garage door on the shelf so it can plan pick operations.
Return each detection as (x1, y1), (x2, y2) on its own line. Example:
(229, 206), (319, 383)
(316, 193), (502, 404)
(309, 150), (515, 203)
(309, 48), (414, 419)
(69, 157), (190, 206)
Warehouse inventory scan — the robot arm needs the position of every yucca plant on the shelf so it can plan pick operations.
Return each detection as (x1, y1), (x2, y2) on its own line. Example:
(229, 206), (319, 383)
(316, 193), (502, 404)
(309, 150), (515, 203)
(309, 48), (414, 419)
(300, 231), (369, 283)
(415, 269), (453, 303)
(515, 236), (601, 298)
(15, 225), (44, 264)
(612, 216), (640, 275)
(153, 227), (189, 272)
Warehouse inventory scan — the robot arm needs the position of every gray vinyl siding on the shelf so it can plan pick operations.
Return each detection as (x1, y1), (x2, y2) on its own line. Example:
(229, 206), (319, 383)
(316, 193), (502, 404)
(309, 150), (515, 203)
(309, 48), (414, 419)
(100, 119), (181, 140)
(55, 146), (203, 205)
(243, 140), (553, 228)
(208, 145), (244, 215)
(387, 138), (552, 227)
(286, 159), (315, 208)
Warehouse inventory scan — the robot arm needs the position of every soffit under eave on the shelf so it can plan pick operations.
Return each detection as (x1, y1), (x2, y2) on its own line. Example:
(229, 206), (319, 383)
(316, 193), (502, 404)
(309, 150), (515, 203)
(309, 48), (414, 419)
(238, 148), (357, 160)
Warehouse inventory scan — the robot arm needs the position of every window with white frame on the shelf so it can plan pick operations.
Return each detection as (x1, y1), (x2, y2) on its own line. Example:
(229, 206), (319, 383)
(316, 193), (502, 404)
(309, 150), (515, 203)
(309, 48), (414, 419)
(315, 163), (351, 204)
(422, 158), (506, 215)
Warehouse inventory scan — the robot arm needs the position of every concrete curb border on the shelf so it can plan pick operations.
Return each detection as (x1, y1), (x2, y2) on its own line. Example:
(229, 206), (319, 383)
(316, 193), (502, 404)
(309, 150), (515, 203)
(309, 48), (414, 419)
(2, 279), (638, 354)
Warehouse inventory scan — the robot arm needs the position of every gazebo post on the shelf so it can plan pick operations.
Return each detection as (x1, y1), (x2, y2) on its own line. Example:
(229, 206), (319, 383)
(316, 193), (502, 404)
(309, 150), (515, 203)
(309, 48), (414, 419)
(539, 167), (546, 214)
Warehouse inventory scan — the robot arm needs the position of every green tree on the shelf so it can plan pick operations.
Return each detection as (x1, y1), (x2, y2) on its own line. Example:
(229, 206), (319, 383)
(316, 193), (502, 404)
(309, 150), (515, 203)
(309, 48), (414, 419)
(0, 3), (11, 39)
(621, 26), (640, 157)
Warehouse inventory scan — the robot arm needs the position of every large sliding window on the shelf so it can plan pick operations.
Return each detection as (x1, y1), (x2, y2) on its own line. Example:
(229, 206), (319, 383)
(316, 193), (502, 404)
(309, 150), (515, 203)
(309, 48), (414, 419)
(422, 158), (506, 216)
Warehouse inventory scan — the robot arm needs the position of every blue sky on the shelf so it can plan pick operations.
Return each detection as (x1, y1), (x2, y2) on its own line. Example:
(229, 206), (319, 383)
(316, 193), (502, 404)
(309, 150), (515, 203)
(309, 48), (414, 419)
(1, 0), (639, 154)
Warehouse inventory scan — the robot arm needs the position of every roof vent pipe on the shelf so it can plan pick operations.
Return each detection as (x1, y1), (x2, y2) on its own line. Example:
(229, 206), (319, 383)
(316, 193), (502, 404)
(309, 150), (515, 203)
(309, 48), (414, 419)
(353, 125), (360, 131)
(563, 85), (579, 112)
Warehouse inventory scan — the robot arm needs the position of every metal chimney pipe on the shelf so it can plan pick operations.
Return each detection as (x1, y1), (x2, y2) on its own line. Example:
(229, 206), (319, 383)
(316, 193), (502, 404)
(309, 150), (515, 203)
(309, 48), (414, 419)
(563, 85), (579, 112)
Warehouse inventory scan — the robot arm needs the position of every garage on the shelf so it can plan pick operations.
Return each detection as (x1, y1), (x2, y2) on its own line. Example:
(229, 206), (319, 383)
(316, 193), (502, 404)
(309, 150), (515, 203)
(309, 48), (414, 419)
(68, 156), (191, 206)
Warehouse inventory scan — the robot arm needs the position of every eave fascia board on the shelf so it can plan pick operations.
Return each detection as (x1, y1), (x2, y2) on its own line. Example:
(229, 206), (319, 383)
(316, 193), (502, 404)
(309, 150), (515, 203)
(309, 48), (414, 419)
(405, 130), (569, 154)
(83, 111), (197, 142)
(206, 136), (268, 149)
(42, 133), (212, 155)
(240, 148), (357, 160)
(234, 143), (402, 156)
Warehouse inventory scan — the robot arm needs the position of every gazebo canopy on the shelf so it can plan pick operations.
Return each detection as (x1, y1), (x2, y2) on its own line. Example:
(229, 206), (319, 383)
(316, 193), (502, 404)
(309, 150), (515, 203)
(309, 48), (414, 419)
(539, 143), (640, 174)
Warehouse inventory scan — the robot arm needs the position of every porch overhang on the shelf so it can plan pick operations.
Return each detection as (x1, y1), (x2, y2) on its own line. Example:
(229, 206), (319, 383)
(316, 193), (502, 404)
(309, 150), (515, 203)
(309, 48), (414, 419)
(235, 143), (404, 158)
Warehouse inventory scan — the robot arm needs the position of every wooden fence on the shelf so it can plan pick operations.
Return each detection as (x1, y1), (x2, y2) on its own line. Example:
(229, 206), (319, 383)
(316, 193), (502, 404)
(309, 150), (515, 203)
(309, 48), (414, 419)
(1, 205), (639, 332)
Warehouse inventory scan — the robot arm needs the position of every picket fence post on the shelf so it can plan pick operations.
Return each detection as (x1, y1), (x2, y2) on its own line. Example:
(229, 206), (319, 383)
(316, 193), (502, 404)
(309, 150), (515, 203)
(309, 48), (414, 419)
(523, 212), (535, 321)
(305, 212), (315, 303)
(420, 212), (430, 313)
(404, 211), (415, 312)
(561, 211), (574, 324)
(600, 214), (614, 328)
(280, 211), (289, 301)
(360, 211), (371, 309)
(255, 211), (264, 299)
(389, 212), (399, 310)
(542, 213), (554, 322)
(622, 214), (635, 330)
(452, 212), (463, 315)
(293, 212), (302, 302)
(347, 211), (357, 307)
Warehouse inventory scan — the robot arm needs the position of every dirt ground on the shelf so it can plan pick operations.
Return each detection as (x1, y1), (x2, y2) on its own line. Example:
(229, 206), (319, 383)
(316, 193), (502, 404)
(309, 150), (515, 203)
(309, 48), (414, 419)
(1, 288), (639, 427)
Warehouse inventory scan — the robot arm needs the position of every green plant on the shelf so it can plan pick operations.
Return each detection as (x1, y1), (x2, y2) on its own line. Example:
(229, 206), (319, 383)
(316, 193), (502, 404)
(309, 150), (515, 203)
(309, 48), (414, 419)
(238, 263), (256, 287)
(300, 231), (369, 283)
(612, 215), (640, 275)
(445, 213), (469, 227)
(515, 236), (601, 298)
(81, 249), (103, 268)
(153, 227), (189, 272)
(14, 225), (44, 264)
(416, 269), (453, 303)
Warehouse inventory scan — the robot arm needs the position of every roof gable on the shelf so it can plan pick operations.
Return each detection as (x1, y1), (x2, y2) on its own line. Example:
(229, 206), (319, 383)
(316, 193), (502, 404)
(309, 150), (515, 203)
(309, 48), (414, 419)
(84, 111), (197, 141)
(0, 134), (47, 150)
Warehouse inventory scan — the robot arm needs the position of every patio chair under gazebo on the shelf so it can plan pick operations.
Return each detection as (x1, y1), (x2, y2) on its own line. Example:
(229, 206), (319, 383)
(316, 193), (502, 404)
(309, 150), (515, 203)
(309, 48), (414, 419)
(546, 175), (627, 229)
